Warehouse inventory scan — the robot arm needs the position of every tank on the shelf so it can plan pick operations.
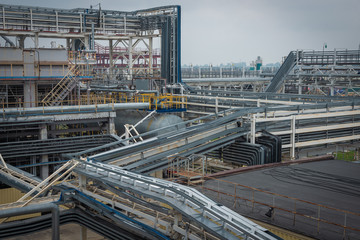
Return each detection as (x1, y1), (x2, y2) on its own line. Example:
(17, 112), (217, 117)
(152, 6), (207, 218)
(115, 110), (185, 138)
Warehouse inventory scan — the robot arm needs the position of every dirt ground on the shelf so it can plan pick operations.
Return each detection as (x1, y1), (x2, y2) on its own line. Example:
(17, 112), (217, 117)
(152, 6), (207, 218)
(6, 223), (105, 240)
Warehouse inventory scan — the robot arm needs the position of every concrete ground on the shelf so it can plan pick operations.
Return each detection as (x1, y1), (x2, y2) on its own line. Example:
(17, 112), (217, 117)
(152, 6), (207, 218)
(6, 223), (105, 240)
(200, 160), (360, 240)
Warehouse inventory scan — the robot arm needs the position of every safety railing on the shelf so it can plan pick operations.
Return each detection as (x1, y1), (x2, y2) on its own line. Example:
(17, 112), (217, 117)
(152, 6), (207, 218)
(75, 160), (278, 240)
(194, 176), (360, 239)
(68, 51), (97, 63)
(1, 93), (187, 116)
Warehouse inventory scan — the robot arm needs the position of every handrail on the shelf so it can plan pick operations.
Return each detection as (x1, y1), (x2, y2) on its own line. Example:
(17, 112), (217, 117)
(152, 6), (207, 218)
(75, 159), (278, 240)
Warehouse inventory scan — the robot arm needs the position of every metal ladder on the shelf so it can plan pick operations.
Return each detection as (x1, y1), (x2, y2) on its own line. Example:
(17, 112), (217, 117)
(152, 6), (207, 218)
(41, 65), (81, 106)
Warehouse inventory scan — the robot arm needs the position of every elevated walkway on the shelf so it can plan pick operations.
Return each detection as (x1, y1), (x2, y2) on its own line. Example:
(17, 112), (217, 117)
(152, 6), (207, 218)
(0, 158), (280, 239)
(265, 51), (296, 93)
(74, 160), (278, 239)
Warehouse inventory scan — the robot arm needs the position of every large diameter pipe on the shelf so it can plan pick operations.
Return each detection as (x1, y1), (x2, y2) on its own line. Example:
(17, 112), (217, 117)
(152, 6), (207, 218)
(115, 110), (185, 138)
(1, 103), (149, 115)
(0, 203), (59, 240)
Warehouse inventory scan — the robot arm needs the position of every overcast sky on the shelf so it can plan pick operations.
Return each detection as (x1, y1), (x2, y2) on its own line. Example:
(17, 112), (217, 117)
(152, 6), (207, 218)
(2, 0), (360, 65)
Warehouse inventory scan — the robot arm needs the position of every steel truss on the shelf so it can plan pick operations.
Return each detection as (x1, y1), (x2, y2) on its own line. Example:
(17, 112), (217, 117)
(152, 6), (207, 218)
(284, 50), (360, 95)
(181, 90), (360, 159)
(0, 4), (181, 84)
(0, 159), (278, 240)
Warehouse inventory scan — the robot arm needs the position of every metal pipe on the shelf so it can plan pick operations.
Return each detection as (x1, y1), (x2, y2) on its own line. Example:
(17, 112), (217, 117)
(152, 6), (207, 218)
(90, 88), (158, 94)
(0, 35), (15, 47)
(0, 203), (59, 240)
(1, 103), (149, 115)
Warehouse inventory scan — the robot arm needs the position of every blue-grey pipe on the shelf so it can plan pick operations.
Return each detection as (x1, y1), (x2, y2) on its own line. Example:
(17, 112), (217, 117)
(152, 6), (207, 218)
(1, 103), (149, 115)
(0, 203), (59, 240)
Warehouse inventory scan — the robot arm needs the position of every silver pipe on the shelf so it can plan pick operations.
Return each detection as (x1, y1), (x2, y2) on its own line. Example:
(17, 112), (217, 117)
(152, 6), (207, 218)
(183, 77), (271, 82)
(0, 203), (59, 240)
(0, 35), (15, 47)
(90, 88), (158, 94)
(1, 103), (149, 115)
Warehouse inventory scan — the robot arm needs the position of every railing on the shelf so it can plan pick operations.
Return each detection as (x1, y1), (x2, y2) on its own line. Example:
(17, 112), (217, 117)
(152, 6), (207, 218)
(299, 50), (360, 66)
(195, 176), (360, 239)
(68, 51), (97, 63)
(75, 160), (279, 240)
(41, 65), (81, 106)
(1, 93), (187, 116)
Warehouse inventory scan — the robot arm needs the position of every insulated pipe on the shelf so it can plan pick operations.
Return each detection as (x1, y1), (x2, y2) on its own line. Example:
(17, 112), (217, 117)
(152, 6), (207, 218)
(90, 88), (158, 94)
(0, 35), (15, 47)
(0, 203), (59, 240)
(1, 103), (149, 115)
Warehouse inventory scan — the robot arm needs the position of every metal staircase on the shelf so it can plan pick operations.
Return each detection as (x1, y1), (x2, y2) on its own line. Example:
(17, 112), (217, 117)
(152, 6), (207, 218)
(265, 51), (297, 93)
(41, 65), (80, 106)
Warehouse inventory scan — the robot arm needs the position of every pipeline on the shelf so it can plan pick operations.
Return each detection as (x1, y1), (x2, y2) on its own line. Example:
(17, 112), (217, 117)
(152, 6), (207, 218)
(0, 103), (149, 116)
(0, 203), (59, 240)
(207, 154), (335, 178)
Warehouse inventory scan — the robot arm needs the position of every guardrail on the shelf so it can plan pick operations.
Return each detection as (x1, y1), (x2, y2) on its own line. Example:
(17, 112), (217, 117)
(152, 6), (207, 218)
(75, 159), (279, 240)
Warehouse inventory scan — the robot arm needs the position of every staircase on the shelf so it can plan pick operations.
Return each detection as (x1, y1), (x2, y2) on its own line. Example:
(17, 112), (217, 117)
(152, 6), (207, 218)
(265, 51), (297, 93)
(41, 65), (80, 106)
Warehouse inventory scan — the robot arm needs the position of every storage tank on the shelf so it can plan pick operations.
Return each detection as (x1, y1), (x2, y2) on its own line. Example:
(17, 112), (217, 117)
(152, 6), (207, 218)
(115, 110), (185, 138)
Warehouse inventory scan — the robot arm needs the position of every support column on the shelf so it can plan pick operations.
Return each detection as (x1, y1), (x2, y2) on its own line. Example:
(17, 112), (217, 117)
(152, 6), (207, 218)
(79, 174), (87, 240)
(108, 117), (116, 135)
(17, 36), (26, 49)
(40, 124), (49, 179)
(109, 39), (113, 72)
(181, 85), (185, 119)
(87, 81), (90, 105)
(84, 34), (89, 50)
(34, 32), (39, 49)
(23, 82), (36, 108)
(298, 78), (302, 95)
(215, 97), (218, 114)
(250, 115), (256, 144)
(71, 39), (76, 51)
(81, 226), (87, 240)
(330, 79), (334, 96)
(290, 115), (296, 160)
(66, 38), (71, 50)
(128, 37), (133, 80)
(149, 37), (153, 76)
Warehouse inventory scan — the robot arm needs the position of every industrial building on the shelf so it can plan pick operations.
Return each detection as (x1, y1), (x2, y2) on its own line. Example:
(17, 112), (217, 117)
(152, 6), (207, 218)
(0, 3), (360, 240)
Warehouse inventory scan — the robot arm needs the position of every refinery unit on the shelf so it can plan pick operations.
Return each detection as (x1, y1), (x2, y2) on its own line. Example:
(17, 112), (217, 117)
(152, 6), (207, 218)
(0, 3), (360, 240)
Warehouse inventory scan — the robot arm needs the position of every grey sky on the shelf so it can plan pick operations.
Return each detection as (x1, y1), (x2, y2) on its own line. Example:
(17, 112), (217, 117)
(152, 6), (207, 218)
(1, 0), (359, 65)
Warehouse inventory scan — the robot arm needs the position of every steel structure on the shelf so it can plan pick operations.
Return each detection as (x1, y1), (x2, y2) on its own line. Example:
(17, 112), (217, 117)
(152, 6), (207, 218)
(0, 159), (278, 240)
(286, 49), (360, 96)
(179, 90), (360, 159)
(265, 50), (360, 95)
(0, 4), (181, 84)
(183, 50), (360, 96)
